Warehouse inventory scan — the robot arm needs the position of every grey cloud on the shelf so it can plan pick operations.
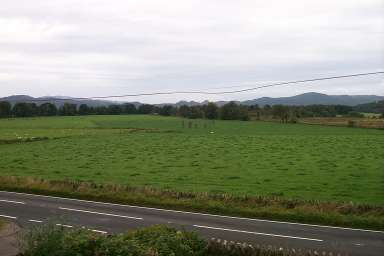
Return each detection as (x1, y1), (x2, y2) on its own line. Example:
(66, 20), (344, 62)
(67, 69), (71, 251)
(0, 0), (383, 103)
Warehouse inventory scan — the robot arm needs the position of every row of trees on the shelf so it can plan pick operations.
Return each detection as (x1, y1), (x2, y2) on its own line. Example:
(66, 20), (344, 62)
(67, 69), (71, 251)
(0, 101), (249, 121)
(247, 104), (384, 122)
(0, 102), (157, 118)
(1, 100), (383, 121)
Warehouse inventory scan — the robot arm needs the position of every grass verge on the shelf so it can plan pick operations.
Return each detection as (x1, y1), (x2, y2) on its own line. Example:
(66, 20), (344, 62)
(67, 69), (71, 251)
(0, 176), (383, 231)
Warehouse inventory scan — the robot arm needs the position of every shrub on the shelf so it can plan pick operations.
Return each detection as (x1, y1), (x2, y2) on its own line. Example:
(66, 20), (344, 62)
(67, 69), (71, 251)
(20, 224), (206, 256)
(19, 224), (341, 256)
(347, 120), (356, 127)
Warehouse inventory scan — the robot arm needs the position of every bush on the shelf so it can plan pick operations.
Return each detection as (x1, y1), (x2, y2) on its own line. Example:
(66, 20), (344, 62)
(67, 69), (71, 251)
(19, 224), (339, 256)
(347, 111), (364, 118)
(20, 224), (207, 256)
(347, 120), (356, 127)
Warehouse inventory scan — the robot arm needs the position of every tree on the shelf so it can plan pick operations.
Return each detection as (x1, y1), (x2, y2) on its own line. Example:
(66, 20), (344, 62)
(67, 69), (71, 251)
(94, 106), (108, 115)
(188, 106), (203, 119)
(137, 104), (154, 114)
(12, 103), (38, 117)
(78, 104), (91, 115)
(158, 105), (175, 116)
(39, 103), (57, 116)
(59, 103), (77, 116)
(220, 102), (249, 121)
(178, 105), (191, 118)
(107, 105), (122, 115)
(122, 103), (136, 114)
(272, 105), (289, 122)
(0, 101), (12, 118)
(203, 103), (219, 120)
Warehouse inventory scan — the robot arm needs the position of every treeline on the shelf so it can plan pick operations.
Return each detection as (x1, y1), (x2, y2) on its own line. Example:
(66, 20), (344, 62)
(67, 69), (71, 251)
(1, 100), (383, 121)
(249, 104), (377, 122)
(0, 101), (250, 121)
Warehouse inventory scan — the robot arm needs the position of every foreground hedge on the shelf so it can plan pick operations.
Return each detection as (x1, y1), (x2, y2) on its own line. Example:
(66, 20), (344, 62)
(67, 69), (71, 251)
(1, 176), (383, 230)
(20, 224), (338, 256)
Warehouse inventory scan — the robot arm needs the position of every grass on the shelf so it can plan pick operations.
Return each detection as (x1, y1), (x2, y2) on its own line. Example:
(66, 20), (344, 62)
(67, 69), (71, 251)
(0, 115), (383, 205)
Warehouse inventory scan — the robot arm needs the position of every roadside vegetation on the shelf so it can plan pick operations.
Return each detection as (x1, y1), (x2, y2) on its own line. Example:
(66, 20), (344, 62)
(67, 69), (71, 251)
(19, 223), (337, 256)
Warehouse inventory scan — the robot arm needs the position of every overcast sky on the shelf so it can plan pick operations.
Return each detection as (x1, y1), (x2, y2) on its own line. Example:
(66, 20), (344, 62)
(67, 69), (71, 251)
(1, 0), (383, 103)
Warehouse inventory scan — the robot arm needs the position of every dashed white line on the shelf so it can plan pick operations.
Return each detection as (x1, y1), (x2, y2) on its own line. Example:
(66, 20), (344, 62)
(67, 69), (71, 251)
(28, 219), (43, 223)
(89, 229), (108, 234)
(0, 214), (17, 219)
(193, 225), (323, 242)
(0, 199), (25, 204)
(58, 207), (143, 220)
(1, 190), (383, 234)
(56, 224), (73, 228)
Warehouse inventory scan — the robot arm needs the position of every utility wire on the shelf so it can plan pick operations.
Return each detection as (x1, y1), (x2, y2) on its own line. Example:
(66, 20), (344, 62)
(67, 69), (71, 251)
(22, 71), (384, 102)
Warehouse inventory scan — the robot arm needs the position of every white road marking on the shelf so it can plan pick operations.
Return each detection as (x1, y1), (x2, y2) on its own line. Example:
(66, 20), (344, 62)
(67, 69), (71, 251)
(1, 190), (383, 234)
(28, 219), (43, 223)
(193, 225), (324, 242)
(89, 229), (108, 234)
(58, 207), (143, 220)
(0, 199), (25, 204)
(0, 214), (17, 219)
(56, 224), (73, 228)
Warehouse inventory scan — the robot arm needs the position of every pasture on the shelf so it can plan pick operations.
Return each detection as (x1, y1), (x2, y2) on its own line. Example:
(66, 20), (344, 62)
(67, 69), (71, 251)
(0, 115), (383, 205)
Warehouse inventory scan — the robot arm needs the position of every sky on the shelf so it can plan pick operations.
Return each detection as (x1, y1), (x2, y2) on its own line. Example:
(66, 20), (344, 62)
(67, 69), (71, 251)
(0, 0), (383, 103)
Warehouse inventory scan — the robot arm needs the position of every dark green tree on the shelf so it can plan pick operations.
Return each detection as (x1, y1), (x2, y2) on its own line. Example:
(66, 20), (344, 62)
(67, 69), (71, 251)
(203, 102), (219, 119)
(272, 105), (289, 122)
(107, 105), (122, 115)
(39, 103), (57, 116)
(0, 101), (12, 118)
(122, 103), (136, 114)
(159, 105), (175, 116)
(12, 103), (38, 117)
(220, 102), (249, 121)
(94, 106), (108, 115)
(59, 103), (77, 116)
(178, 105), (191, 118)
(78, 104), (91, 115)
(137, 104), (154, 114)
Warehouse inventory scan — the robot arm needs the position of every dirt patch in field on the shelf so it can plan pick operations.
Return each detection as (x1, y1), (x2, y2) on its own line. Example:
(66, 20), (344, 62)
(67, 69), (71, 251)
(299, 117), (384, 129)
(0, 137), (49, 145)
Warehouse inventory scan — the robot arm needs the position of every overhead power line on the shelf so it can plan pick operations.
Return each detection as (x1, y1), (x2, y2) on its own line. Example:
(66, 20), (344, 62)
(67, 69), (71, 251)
(24, 71), (384, 102)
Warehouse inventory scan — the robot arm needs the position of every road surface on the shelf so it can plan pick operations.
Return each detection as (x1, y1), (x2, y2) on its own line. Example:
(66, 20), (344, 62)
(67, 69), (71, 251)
(0, 191), (383, 255)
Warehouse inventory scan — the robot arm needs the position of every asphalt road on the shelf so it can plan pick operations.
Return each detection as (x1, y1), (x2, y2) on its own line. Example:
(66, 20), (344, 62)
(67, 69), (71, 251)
(0, 191), (383, 256)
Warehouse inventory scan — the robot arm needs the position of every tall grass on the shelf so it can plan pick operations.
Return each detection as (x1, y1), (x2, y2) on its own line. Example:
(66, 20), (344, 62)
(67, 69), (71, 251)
(1, 176), (383, 230)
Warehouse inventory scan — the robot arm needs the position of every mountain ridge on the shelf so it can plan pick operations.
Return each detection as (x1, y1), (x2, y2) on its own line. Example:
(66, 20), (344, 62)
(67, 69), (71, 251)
(1, 92), (383, 107)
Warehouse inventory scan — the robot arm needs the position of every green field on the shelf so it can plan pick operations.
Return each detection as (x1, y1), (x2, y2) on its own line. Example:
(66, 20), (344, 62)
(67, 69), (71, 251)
(0, 115), (383, 205)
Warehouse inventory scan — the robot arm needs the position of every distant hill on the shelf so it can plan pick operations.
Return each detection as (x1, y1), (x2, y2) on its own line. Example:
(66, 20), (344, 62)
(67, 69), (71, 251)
(1, 92), (383, 107)
(241, 92), (384, 106)
(0, 95), (141, 107)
